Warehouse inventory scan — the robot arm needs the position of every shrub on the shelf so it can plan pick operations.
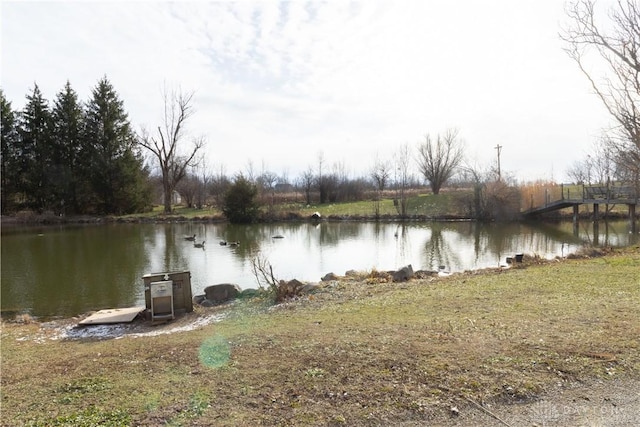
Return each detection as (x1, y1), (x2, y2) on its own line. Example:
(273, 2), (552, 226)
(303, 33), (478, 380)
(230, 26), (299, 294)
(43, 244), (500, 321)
(222, 175), (260, 224)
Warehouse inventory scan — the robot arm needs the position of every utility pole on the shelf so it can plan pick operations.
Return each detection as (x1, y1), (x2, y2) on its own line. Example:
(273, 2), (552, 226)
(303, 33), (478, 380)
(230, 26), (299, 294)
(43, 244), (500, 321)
(495, 144), (502, 181)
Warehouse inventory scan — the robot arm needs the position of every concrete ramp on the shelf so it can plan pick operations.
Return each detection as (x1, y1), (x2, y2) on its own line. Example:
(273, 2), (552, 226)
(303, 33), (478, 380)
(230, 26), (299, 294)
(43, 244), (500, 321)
(78, 306), (145, 325)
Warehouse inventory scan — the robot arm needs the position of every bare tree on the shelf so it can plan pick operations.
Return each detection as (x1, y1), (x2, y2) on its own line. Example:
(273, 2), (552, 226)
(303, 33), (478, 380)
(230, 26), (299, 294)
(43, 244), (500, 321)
(562, 0), (640, 186)
(567, 158), (592, 184)
(316, 151), (329, 204)
(567, 137), (619, 185)
(416, 128), (465, 195)
(176, 173), (199, 208)
(458, 161), (520, 220)
(257, 165), (278, 213)
(394, 143), (412, 217)
(371, 155), (391, 193)
(298, 166), (314, 205)
(458, 161), (490, 218)
(209, 163), (230, 208)
(139, 87), (204, 213)
(193, 156), (212, 209)
(370, 155), (391, 218)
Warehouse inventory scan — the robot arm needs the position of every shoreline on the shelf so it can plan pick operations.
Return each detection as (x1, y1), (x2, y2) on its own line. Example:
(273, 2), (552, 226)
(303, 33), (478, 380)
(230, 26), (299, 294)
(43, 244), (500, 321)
(1, 246), (615, 325)
(1, 209), (635, 226)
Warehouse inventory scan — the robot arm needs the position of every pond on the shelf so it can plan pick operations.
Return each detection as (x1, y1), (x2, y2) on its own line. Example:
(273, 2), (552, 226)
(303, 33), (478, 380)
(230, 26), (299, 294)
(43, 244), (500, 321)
(1, 219), (637, 320)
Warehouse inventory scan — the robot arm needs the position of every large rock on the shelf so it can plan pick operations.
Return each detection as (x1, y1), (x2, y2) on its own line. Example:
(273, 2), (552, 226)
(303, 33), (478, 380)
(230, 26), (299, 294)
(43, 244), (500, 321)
(392, 264), (414, 282)
(301, 282), (322, 294)
(204, 283), (242, 303)
(239, 288), (259, 299)
(282, 279), (305, 294)
(192, 294), (206, 305)
(321, 272), (338, 281)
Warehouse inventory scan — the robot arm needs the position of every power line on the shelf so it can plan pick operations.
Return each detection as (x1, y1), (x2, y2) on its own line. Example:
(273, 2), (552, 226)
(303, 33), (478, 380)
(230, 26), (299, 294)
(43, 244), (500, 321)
(495, 144), (502, 181)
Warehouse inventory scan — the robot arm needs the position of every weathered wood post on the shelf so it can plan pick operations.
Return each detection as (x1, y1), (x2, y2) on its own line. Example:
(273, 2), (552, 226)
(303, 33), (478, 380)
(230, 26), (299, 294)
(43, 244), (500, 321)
(545, 189), (549, 206)
(630, 204), (637, 234)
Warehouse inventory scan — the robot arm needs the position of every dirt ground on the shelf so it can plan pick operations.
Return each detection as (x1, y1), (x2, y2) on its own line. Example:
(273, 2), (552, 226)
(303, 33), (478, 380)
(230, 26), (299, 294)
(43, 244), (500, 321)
(434, 378), (640, 427)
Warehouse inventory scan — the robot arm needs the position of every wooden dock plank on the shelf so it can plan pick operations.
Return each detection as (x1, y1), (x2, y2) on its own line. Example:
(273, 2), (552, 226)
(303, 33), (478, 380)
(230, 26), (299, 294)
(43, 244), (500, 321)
(78, 306), (145, 325)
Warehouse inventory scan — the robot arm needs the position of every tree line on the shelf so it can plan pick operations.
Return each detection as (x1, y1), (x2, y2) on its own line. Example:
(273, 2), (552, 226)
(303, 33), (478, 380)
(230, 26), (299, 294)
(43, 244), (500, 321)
(0, 77), (469, 220)
(1, 77), (151, 215)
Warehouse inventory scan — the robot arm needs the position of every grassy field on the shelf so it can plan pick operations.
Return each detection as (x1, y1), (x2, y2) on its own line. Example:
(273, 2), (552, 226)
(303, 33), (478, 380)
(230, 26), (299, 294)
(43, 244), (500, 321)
(127, 191), (464, 221)
(123, 185), (633, 223)
(2, 246), (639, 426)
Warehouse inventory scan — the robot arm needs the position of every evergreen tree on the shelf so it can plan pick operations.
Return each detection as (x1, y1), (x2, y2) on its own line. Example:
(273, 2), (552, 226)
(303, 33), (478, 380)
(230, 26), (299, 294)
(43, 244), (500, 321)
(83, 76), (150, 214)
(1, 89), (20, 213)
(222, 175), (261, 224)
(18, 83), (53, 212)
(51, 81), (84, 214)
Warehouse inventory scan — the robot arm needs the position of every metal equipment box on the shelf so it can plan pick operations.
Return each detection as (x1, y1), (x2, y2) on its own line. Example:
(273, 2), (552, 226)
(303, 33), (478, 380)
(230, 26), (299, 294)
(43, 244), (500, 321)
(150, 280), (174, 322)
(143, 271), (193, 315)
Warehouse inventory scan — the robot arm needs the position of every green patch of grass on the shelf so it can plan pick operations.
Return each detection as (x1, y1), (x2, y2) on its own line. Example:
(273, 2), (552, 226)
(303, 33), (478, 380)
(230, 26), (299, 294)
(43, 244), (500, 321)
(293, 199), (397, 217)
(165, 391), (212, 427)
(56, 377), (112, 404)
(120, 204), (224, 219)
(291, 192), (468, 218)
(118, 189), (471, 221)
(26, 407), (131, 427)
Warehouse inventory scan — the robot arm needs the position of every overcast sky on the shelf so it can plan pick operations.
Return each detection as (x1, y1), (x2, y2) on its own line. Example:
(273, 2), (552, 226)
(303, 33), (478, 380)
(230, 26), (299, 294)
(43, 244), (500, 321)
(2, 0), (616, 183)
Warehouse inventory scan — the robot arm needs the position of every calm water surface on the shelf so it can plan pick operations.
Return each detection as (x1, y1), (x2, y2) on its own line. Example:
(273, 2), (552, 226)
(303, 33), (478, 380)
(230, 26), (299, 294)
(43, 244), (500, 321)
(1, 220), (637, 319)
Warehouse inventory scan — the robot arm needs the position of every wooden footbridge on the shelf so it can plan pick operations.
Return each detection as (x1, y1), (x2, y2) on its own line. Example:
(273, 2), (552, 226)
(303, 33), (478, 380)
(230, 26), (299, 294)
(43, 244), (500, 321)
(522, 184), (638, 222)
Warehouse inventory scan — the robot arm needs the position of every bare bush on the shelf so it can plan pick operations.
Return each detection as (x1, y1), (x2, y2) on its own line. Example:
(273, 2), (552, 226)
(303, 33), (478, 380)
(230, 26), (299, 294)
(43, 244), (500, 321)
(250, 252), (305, 302)
(484, 181), (522, 221)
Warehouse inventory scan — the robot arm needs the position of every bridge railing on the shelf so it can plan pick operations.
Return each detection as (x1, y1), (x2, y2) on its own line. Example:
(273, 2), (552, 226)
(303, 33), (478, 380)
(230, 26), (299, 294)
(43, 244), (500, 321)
(521, 183), (565, 210)
(521, 183), (638, 211)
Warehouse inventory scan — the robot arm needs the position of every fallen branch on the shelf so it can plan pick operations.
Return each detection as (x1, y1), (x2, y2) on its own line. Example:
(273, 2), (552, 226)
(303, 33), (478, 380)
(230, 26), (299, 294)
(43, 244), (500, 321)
(461, 395), (513, 427)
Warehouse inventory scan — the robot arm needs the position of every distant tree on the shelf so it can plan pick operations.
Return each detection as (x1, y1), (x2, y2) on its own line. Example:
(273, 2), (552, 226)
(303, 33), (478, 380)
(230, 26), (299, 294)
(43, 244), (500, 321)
(483, 180), (522, 221)
(323, 171), (340, 203)
(1, 90), (20, 213)
(209, 164), (230, 208)
(371, 155), (391, 193)
(370, 155), (390, 218)
(590, 137), (618, 185)
(18, 83), (53, 212)
(139, 87), (204, 214)
(458, 162), (489, 219)
(299, 166), (314, 205)
(457, 161), (520, 220)
(257, 167), (278, 211)
(84, 76), (151, 214)
(176, 173), (200, 208)
(562, 0), (640, 186)
(394, 143), (412, 217)
(567, 159), (591, 185)
(222, 174), (260, 224)
(51, 81), (84, 214)
(316, 152), (329, 203)
(566, 138), (619, 186)
(416, 128), (465, 195)
(194, 158), (212, 209)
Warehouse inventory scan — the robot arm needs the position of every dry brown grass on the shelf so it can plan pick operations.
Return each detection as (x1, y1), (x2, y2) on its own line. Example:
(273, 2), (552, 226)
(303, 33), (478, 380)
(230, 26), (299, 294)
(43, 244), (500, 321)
(2, 246), (639, 426)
